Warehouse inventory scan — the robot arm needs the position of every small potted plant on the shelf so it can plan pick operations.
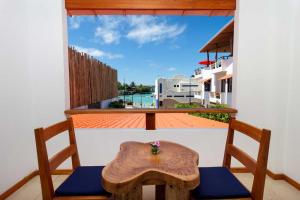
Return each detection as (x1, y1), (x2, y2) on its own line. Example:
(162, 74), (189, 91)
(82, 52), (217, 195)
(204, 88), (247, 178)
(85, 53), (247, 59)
(151, 141), (160, 155)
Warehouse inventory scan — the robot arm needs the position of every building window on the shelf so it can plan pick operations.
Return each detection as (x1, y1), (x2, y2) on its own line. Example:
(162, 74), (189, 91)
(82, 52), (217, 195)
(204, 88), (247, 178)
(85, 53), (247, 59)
(174, 95), (184, 97)
(174, 85), (176, 87)
(204, 80), (211, 92)
(182, 84), (198, 87)
(221, 79), (226, 92)
(177, 85), (179, 87)
(159, 83), (162, 94)
(186, 95), (195, 97)
(167, 95), (172, 97)
(227, 78), (232, 93)
(159, 101), (163, 106)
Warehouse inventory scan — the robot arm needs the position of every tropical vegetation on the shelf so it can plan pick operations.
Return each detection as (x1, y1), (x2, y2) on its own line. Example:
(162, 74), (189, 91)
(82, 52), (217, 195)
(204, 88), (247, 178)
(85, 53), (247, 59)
(175, 103), (230, 123)
(118, 81), (154, 94)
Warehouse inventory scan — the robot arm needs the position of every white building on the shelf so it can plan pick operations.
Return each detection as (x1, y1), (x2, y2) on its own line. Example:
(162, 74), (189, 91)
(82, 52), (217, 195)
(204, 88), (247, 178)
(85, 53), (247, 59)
(155, 75), (201, 108)
(194, 20), (234, 107)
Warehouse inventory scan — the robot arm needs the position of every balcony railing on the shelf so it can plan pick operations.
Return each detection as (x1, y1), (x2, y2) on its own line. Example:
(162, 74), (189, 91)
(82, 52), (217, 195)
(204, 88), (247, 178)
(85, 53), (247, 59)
(209, 92), (221, 99)
(194, 68), (202, 75)
(65, 108), (237, 130)
(194, 56), (233, 75)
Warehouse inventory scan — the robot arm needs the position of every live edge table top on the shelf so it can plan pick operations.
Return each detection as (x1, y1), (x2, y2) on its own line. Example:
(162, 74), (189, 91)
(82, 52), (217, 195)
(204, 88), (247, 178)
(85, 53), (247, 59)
(102, 141), (200, 194)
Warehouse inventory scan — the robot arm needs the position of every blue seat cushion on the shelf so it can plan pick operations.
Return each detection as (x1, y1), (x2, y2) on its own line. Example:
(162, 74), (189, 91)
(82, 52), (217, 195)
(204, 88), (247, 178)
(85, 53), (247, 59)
(192, 167), (251, 199)
(55, 166), (110, 196)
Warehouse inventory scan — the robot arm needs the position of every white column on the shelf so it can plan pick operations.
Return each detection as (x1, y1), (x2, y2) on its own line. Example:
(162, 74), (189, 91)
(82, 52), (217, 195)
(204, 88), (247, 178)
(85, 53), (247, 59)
(225, 79), (228, 104)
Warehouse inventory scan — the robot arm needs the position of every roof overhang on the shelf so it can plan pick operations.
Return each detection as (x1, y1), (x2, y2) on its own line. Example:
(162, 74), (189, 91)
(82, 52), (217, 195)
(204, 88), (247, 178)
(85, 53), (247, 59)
(199, 19), (234, 53)
(219, 74), (232, 80)
(66, 0), (236, 16)
(200, 78), (212, 83)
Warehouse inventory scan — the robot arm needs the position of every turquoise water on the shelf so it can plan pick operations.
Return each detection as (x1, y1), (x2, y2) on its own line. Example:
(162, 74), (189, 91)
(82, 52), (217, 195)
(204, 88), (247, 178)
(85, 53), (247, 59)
(118, 93), (155, 108)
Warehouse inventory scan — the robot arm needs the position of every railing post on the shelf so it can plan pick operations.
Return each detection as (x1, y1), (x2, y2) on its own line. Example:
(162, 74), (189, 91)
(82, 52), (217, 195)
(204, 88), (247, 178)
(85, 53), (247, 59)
(146, 113), (156, 130)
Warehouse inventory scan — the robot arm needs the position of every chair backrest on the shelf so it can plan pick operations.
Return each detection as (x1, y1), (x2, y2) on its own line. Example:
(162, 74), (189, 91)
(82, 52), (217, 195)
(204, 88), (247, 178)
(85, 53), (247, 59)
(34, 118), (80, 200)
(223, 117), (271, 200)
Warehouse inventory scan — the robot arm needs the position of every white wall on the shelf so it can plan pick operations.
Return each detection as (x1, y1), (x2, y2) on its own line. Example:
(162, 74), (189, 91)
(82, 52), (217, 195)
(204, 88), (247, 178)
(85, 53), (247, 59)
(75, 128), (229, 167)
(283, 0), (300, 182)
(235, 0), (300, 181)
(69, 127), (256, 170)
(0, 0), (68, 193)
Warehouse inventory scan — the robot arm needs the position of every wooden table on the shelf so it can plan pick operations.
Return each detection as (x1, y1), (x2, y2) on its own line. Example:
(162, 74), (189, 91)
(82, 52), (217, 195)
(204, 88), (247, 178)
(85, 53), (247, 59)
(102, 141), (199, 200)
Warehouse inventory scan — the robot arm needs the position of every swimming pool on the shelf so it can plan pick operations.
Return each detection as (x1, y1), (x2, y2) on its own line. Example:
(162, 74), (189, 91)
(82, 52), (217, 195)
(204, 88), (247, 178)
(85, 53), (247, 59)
(118, 93), (155, 108)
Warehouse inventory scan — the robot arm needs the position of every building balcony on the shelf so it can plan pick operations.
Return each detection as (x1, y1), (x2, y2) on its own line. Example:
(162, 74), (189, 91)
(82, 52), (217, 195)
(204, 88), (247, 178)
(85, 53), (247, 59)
(194, 57), (233, 78)
(209, 92), (221, 103)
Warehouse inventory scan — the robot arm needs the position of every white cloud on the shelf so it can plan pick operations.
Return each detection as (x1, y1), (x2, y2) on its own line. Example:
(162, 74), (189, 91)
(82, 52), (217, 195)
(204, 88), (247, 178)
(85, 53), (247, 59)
(73, 46), (123, 60)
(95, 28), (120, 44)
(69, 17), (80, 29)
(94, 16), (123, 44)
(126, 16), (186, 45)
(167, 67), (176, 72)
(92, 16), (185, 45)
(68, 16), (95, 29)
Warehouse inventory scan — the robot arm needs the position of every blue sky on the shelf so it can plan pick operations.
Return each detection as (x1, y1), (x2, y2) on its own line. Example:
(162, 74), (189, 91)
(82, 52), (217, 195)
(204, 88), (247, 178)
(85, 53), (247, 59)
(68, 16), (232, 85)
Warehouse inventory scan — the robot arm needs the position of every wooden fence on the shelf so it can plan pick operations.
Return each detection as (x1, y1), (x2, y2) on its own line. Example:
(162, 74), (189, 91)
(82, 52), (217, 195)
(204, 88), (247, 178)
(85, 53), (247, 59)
(68, 47), (118, 108)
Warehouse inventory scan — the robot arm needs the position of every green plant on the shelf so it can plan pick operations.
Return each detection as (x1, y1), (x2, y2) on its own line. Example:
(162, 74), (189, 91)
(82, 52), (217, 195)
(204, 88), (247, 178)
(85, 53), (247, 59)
(175, 103), (199, 108)
(175, 103), (230, 123)
(191, 104), (230, 123)
(109, 101), (125, 108)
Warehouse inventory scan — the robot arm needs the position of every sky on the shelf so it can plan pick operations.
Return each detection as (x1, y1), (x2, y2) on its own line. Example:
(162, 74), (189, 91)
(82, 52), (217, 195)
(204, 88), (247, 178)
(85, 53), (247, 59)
(68, 15), (232, 85)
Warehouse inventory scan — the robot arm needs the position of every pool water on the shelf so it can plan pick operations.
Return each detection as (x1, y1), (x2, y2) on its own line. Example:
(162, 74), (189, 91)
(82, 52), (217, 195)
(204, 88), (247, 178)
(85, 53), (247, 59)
(118, 93), (155, 108)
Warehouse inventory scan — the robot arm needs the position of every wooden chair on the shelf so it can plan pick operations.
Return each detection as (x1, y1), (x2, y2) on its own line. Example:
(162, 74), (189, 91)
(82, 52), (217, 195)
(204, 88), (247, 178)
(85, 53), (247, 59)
(192, 117), (271, 200)
(34, 118), (110, 200)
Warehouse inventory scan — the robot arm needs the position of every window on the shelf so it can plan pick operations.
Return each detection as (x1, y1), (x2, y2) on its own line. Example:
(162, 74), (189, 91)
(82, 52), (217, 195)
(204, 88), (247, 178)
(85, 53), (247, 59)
(186, 95), (195, 97)
(174, 95), (184, 97)
(228, 78), (232, 93)
(221, 79), (226, 92)
(177, 85), (179, 87)
(174, 85), (176, 87)
(204, 80), (211, 92)
(159, 101), (163, 106)
(167, 95), (173, 97)
(182, 84), (198, 87)
(159, 83), (162, 94)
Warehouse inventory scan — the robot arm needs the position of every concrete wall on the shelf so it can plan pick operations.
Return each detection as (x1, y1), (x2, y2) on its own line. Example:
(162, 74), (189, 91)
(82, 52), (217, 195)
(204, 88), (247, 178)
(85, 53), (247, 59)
(75, 128), (229, 167)
(282, 0), (300, 182)
(0, 0), (68, 193)
(234, 0), (300, 181)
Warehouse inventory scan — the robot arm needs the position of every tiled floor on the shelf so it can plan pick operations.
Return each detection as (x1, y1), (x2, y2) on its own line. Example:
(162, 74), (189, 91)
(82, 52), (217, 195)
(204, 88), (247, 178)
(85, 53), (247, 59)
(72, 113), (228, 129)
(6, 173), (300, 200)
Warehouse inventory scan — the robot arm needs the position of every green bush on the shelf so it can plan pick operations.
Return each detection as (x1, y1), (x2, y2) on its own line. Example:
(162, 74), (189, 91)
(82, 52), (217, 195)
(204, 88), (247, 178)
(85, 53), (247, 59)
(127, 101), (133, 105)
(175, 103), (230, 123)
(109, 101), (125, 108)
(191, 104), (230, 123)
(175, 103), (200, 108)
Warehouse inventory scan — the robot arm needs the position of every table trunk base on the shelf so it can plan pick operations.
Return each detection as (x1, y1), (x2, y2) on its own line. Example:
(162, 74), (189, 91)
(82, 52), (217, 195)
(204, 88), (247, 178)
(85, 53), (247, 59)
(155, 185), (165, 200)
(165, 184), (190, 200)
(113, 185), (142, 200)
(155, 184), (190, 200)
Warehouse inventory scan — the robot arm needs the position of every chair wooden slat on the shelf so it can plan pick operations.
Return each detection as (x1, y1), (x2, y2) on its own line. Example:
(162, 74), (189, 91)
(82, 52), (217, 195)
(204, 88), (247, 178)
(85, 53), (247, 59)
(230, 119), (262, 142)
(49, 145), (77, 172)
(44, 120), (70, 141)
(35, 118), (109, 199)
(227, 144), (257, 174)
(221, 117), (271, 200)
